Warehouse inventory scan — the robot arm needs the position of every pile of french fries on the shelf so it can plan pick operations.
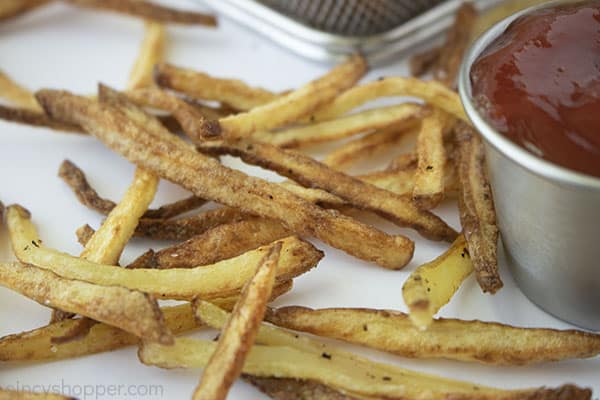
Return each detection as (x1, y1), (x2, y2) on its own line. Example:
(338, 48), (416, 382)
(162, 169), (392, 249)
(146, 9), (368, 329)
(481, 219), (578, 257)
(0, 1), (598, 399)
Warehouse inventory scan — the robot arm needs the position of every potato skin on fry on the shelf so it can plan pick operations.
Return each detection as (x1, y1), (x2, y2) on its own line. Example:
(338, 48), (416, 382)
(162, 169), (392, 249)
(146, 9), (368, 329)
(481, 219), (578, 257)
(244, 376), (362, 400)
(129, 218), (289, 269)
(455, 122), (502, 293)
(266, 306), (600, 365)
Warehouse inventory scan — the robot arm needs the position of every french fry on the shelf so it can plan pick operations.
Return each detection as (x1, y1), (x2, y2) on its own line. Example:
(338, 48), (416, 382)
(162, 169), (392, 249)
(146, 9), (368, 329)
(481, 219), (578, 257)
(125, 87), (231, 122)
(194, 243), (281, 400)
(36, 87), (416, 269)
(0, 261), (172, 344)
(128, 21), (165, 90)
(144, 303), (592, 400)
(434, 3), (477, 87)
(134, 207), (248, 240)
(80, 167), (158, 264)
(0, 388), (74, 400)
(267, 306), (600, 365)
(218, 55), (368, 139)
(63, 0), (217, 26)
(59, 159), (205, 219)
(412, 109), (454, 210)
(0, 0), (50, 23)
(323, 123), (419, 171)
(154, 64), (278, 111)
(243, 376), (363, 400)
(455, 122), (502, 293)
(129, 218), (289, 269)
(311, 77), (467, 122)
(7, 205), (319, 299)
(252, 104), (423, 149)
(0, 70), (41, 110)
(0, 104), (82, 133)
(0, 282), (292, 363)
(402, 235), (473, 329)
(198, 138), (457, 242)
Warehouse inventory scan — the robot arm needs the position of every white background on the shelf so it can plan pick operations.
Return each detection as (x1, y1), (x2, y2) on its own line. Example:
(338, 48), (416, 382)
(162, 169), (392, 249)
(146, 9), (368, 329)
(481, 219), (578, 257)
(0, 1), (598, 399)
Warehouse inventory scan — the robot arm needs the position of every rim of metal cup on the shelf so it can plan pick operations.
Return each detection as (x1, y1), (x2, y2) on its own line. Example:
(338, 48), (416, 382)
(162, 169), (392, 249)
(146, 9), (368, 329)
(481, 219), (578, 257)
(458, 0), (600, 191)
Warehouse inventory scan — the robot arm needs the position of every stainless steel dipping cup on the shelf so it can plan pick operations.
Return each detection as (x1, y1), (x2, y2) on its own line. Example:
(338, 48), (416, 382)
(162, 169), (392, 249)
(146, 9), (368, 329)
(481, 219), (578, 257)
(458, 0), (600, 331)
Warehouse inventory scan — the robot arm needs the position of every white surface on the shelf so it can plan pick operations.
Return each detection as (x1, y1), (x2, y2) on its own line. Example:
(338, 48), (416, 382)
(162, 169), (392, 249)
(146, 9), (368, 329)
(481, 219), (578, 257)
(0, 2), (598, 399)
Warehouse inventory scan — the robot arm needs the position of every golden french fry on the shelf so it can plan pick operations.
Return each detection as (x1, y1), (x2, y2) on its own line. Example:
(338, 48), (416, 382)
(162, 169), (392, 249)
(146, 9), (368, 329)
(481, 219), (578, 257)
(434, 3), (477, 87)
(267, 306), (600, 365)
(154, 63), (277, 110)
(0, 281), (292, 363)
(410, 46), (441, 78)
(218, 55), (368, 139)
(146, 303), (591, 400)
(7, 206), (318, 299)
(402, 235), (473, 329)
(80, 167), (158, 264)
(198, 138), (457, 242)
(129, 218), (289, 269)
(455, 122), (502, 293)
(0, 104), (82, 133)
(311, 77), (467, 122)
(194, 243), (281, 400)
(0, 387), (74, 400)
(323, 123), (419, 171)
(0, 70), (41, 110)
(36, 87), (416, 269)
(128, 21), (165, 90)
(412, 109), (454, 210)
(0, 261), (172, 344)
(252, 104), (423, 149)
(63, 0), (217, 26)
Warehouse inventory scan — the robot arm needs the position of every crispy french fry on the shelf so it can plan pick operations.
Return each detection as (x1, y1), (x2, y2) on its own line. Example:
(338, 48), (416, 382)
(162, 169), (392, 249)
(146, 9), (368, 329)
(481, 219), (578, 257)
(455, 122), (502, 293)
(0, 104), (82, 133)
(434, 3), (477, 87)
(6, 207), (319, 299)
(323, 123), (419, 171)
(0, 70), (41, 110)
(402, 235), (473, 329)
(0, 281), (292, 363)
(63, 0), (217, 26)
(145, 303), (591, 400)
(80, 167), (158, 264)
(36, 87), (416, 269)
(59, 159), (205, 218)
(0, 388), (74, 400)
(128, 21), (165, 90)
(267, 306), (600, 365)
(218, 55), (367, 139)
(412, 109), (454, 210)
(243, 376), (363, 400)
(0, 0), (50, 23)
(0, 304), (195, 362)
(194, 244), (281, 400)
(252, 104), (423, 149)
(129, 218), (289, 269)
(311, 78), (467, 122)
(0, 261), (172, 344)
(125, 87), (231, 122)
(198, 138), (457, 242)
(134, 207), (248, 240)
(154, 64), (278, 111)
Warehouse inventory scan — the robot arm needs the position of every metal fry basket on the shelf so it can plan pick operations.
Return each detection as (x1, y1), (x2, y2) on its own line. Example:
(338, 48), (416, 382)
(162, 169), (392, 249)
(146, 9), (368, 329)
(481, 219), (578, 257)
(200, 0), (502, 65)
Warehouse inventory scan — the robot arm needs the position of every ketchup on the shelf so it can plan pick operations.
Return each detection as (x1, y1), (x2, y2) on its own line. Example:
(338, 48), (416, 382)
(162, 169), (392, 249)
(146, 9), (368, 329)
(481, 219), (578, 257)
(470, 1), (600, 178)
